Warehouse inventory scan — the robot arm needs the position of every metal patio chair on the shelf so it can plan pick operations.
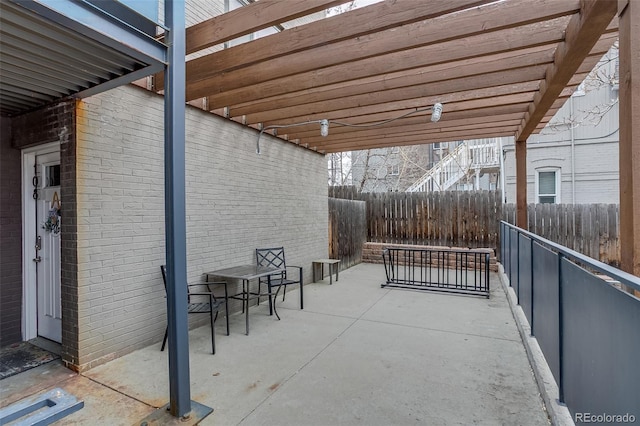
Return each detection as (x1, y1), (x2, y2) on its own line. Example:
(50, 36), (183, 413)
(255, 247), (303, 315)
(160, 265), (226, 354)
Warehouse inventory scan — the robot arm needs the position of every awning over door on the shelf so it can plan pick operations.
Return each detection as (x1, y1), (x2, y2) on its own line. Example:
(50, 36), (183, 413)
(0, 0), (166, 117)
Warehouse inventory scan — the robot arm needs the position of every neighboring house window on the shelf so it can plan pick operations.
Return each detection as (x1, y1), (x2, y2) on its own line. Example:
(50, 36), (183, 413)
(536, 169), (560, 203)
(389, 164), (400, 176)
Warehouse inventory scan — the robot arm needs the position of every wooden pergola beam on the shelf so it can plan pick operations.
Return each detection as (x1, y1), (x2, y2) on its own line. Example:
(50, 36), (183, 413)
(187, 0), (488, 81)
(515, 0), (617, 142)
(245, 67), (544, 123)
(212, 45), (556, 111)
(198, 0), (575, 85)
(152, 1), (619, 161)
(618, 0), (640, 280)
(241, 67), (546, 124)
(227, 45), (556, 114)
(154, 1), (346, 89)
(155, 0), (492, 91)
(209, 27), (617, 112)
(513, 41), (617, 133)
(285, 112), (525, 140)
(187, 15), (571, 101)
(279, 104), (529, 137)
(263, 89), (537, 128)
(302, 120), (522, 146)
(182, 0), (344, 55)
(513, 0), (617, 229)
(317, 129), (515, 153)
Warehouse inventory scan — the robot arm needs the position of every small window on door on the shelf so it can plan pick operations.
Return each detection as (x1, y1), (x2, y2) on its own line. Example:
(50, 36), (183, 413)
(45, 164), (61, 187)
(537, 170), (559, 203)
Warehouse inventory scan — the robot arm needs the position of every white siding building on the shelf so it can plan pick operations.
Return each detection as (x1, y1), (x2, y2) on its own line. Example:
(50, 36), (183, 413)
(503, 48), (620, 204)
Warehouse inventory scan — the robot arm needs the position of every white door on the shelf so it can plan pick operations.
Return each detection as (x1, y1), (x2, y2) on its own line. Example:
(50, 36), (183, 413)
(34, 151), (62, 342)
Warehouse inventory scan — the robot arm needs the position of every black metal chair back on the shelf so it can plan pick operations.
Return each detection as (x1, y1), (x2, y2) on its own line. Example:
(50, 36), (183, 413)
(256, 247), (287, 280)
(255, 247), (304, 310)
(160, 265), (225, 354)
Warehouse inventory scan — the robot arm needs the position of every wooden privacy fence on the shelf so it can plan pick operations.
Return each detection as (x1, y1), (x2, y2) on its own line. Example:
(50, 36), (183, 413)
(503, 203), (620, 267)
(329, 186), (621, 267)
(328, 197), (367, 269)
(329, 187), (502, 250)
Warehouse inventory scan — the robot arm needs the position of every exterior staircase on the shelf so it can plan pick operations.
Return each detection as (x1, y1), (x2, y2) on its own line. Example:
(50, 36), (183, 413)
(406, 138), (503, 192)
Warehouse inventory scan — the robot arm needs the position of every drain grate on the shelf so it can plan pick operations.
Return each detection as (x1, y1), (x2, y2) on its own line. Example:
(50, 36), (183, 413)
(0, 388), (83, 425)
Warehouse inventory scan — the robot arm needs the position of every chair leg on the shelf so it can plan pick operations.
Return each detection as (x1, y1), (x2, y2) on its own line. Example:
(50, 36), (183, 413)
(272, 287), (281, 321)
(161, 327), (168, 351)
(210, 311), (216, 355)
(300, 281), (304, 310)
(224, 288), (230, 336)
(225, 307), (230, 336)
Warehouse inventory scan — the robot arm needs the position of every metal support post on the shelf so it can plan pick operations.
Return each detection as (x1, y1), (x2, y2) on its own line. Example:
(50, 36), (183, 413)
(164, 0), (191, 418)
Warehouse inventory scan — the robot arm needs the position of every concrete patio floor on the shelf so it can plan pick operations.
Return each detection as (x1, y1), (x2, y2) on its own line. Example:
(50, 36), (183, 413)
(1, 263), (549, 425)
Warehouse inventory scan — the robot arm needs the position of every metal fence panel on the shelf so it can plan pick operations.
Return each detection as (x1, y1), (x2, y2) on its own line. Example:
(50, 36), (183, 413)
(502, 203), (620, 267)
(532, 241), (560, 384)
(509, 228), (519, 295)
(561, 259), (640, 422)
(501, 221), (640, 422)
(503, 223), (511, 281)
(518, 234), (533, 326)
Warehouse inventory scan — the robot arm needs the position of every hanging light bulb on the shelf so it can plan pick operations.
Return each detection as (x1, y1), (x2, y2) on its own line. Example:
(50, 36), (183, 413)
(431, 103), (443, 122)
(320, 119), (330, 137)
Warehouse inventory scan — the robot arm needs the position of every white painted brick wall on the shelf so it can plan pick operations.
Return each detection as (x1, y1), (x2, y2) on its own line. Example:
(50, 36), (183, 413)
(75, 85), (328, 369)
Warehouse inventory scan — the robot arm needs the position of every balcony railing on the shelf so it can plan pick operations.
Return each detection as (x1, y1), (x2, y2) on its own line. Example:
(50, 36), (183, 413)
(500, 221), (639, 423)
(406, 138), (501, 193)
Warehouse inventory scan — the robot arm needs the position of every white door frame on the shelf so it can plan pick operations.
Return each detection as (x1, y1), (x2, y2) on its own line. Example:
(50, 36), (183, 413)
(21, 141), (60, 341)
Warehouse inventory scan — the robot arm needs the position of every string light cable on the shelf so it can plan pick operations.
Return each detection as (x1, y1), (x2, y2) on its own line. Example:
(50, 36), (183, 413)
(256, 102), (443, 154)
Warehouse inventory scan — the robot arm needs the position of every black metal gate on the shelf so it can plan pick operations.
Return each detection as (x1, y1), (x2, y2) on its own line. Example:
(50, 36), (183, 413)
(382, 247), (490, 298)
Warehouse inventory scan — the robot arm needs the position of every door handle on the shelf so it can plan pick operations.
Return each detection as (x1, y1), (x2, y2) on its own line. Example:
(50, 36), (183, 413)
(33, 256), (42, 263)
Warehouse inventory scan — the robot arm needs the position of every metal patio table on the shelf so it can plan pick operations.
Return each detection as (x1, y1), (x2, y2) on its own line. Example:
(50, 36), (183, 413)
(206, 265), (284, 335)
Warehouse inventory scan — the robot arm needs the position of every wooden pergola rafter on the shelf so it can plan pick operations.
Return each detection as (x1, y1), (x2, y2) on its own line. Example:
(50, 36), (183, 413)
(154, 0), (618, 156)
(157, 0), (627, 223)
(156, 0), (640, 278)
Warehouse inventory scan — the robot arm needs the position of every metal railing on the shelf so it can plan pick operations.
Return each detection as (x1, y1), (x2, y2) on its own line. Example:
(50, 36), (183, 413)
(382, 247), (490, 297)
(500, 221), (640, 423)
(406, 143), (468, 192)
(468, 139), (500, 169)
(406, 138), (501, 193)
